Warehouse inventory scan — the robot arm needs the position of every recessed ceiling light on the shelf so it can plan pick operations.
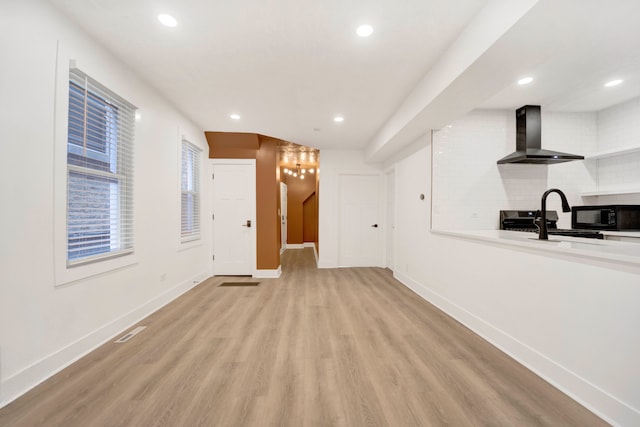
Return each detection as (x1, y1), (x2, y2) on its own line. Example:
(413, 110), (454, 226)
(230, 114), (241, 120)
(158, 14), (177, 27)
(604, 79), (623, 87)
(334, 116), (344, 123)
(518, 77), (534, 85)
(356, 25), (373, 37)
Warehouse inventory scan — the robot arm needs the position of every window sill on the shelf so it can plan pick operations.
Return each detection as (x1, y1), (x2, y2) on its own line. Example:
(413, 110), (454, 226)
(55, 253), (139, 287)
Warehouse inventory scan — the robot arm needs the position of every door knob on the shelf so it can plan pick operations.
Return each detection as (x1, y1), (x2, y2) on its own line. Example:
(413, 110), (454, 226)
(371, 224), (378, 228)
(242, 220), (252, 228)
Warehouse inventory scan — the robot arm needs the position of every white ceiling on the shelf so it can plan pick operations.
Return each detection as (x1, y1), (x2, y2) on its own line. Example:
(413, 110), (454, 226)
(48, 0), (486, 149)
(49, 0), (640, 160)
(480, 0), (640, 112)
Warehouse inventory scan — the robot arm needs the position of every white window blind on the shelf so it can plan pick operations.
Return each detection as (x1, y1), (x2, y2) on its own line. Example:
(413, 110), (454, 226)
(181, 139), (201, 242)
(67, 67), (136, 265)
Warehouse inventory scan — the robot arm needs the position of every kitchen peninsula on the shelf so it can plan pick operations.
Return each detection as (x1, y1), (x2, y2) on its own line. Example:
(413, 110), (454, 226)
(433, 229), (640, 266)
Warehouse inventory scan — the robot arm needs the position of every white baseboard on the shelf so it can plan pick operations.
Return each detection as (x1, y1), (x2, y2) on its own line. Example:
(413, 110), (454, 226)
(0, 270), (210, 409)
(253, 265), (281, 278)
(284, 243), (315, 250)
(393, 271), (637, 427)
(316, 259), (336, 269)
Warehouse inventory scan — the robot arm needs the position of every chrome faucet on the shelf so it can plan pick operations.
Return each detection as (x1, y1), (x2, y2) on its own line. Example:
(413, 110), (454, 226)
(535, 188), (571, 240)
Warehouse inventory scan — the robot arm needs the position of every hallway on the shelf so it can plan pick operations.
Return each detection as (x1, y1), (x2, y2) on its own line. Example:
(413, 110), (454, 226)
(0, 248), (606, 426)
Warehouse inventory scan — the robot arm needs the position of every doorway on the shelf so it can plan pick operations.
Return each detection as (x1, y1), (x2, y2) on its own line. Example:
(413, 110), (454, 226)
(386, 170), (395, 271)
(338, 173), (383, 267)
(278, 143), (319, 253)
(211, 160), (256, 276)
(280, 182), (287, 254)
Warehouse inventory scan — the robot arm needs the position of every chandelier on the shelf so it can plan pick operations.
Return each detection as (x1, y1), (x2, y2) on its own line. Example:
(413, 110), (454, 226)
(283, 163), (315, 180)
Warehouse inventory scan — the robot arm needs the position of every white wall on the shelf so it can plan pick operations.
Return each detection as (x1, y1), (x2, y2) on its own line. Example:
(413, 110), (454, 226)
(431, 109), (598, 230)
(591, 97), (640, 204)
(392, 141), (432, 278)
(391, 110), (640, 425)
(0, 1), (211, 406)
(317, 149), (382, 268)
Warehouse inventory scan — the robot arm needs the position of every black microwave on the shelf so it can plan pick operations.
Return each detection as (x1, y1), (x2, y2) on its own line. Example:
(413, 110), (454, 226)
(572, 205), (640, 230)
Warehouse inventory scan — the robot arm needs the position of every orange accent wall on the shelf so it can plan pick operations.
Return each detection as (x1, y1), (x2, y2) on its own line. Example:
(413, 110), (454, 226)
(302, 192), (317, 243)
(256, 138), (280, 270)
(283, 170), (316, 245)
(204, 132), (259, 158)
(204, 131), (280, 270)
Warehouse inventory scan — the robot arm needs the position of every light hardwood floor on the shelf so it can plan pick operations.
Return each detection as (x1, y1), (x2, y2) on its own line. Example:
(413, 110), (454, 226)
(0, 248), (608, 426)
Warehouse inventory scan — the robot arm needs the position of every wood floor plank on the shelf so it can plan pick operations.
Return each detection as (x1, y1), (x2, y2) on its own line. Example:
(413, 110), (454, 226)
(303, 358), (347, 426)
(0, 248), (609, 427)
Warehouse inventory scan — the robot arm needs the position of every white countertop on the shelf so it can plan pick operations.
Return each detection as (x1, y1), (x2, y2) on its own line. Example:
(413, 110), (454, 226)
(432, 229), (640, 266)
(600, 231), (640, 238)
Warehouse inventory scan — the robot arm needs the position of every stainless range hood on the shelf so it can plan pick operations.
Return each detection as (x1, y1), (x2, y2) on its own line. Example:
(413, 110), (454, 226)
(497, 105), (584, 164)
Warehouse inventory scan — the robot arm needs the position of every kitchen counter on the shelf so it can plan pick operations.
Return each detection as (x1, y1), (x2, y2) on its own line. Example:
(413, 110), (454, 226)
(432, 229), (640, 266)
(601, 231), (640, 243)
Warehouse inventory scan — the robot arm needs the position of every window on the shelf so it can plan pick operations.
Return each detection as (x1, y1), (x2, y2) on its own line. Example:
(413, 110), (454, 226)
(181, 139), (201, 242)
(66, 68), (136, 265)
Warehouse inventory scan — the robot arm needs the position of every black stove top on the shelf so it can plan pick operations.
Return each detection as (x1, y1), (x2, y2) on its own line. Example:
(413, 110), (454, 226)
(500, 210), (603, 239)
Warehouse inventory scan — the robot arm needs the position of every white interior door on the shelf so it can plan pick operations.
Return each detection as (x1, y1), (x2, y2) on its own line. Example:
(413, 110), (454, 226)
(386, 170), (395, 271)
(212, 160), (256, 275)
(339, 173), (383, 267)
(280, 182), (287, 253)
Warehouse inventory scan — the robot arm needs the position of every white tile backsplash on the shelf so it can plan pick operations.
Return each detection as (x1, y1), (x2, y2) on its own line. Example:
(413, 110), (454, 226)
(593, 97), (640, 202)
(432, 98), (640, 230)
(597, 97), (640, 151)
(432, 109), (597, 230)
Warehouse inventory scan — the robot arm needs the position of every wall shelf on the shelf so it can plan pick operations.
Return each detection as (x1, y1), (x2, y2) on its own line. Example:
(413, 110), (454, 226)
(585, 144), (640, 160)
(581, 144), (640, 196)
(580, 187), (640, 197)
